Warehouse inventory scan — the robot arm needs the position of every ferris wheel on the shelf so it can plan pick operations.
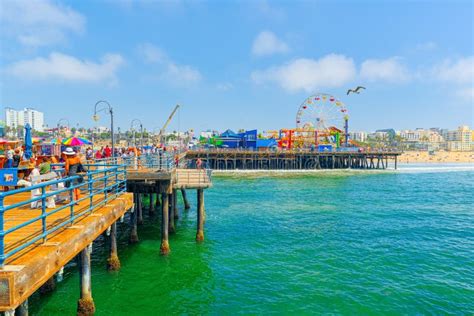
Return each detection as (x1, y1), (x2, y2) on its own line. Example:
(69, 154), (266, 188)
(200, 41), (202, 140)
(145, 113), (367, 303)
(296, 93), (348, 132)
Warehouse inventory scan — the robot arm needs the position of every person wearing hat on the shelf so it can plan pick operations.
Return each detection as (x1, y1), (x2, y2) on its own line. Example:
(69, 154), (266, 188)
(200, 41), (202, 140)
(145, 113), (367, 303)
(63, 147), (85, 205)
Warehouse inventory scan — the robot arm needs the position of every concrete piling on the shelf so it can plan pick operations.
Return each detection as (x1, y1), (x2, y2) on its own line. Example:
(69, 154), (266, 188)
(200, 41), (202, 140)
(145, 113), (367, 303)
(77, 244), (95, 316)
(160, 192), (170, 255)
(137, 194), (144, 225)
(168, 194), (176, 234)
(173, 189), (178, 219)
(181, 188), (190, 210)
(129, 195), (139, 243)
(196, 189), (205, 242)
(107, 222), (120, 271)
(15, 299), (28, 316)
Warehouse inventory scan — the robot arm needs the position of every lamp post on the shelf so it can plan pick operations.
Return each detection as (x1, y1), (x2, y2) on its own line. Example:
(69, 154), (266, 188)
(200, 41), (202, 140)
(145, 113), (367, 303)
(93, 100), (114, 158)
(56, 118), (70, 138)
(130, 119), (143, 149)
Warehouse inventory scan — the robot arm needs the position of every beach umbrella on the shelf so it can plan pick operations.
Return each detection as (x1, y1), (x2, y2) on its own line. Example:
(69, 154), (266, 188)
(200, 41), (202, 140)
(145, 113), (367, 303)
(49, 138), (63, 145)
(62, 136), (92, 146)
(32, 137), (45, 144)
(24, 123), (33, 159)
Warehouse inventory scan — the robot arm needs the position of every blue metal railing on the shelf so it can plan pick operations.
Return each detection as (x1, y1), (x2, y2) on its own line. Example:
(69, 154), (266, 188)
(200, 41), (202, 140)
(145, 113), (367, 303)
(92, 153), (176, 171)
(0, 163), (127, 266)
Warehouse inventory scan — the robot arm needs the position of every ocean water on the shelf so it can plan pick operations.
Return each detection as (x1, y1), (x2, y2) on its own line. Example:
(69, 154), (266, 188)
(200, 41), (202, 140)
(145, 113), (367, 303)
(30, 164), (474, 315)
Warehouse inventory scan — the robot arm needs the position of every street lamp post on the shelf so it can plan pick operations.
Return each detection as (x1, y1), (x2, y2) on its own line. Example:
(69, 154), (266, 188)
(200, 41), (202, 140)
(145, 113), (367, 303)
(130, 119), (143, 149)
(93, 100), (114, 158)
(56, 118), (70, 138)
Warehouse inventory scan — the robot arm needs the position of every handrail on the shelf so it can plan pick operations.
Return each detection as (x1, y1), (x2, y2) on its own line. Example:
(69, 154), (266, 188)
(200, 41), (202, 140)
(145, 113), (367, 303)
(0, 163), (127, 266)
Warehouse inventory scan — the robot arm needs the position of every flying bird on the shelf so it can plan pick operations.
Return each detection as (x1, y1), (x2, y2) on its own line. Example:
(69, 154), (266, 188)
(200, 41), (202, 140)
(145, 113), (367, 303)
(347, 86), (366, 95)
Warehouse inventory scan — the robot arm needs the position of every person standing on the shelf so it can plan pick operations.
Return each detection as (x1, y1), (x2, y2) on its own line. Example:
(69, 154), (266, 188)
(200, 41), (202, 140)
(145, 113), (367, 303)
(95, 149), (103, 160)
(104, 145), (112, 158)
(64, 148), (84, 205)
(6, 146), (14, 168)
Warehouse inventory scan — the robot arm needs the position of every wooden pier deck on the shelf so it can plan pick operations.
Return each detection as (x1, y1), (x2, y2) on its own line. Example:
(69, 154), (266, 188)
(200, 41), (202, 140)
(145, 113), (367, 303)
(0, 191), (133, 311)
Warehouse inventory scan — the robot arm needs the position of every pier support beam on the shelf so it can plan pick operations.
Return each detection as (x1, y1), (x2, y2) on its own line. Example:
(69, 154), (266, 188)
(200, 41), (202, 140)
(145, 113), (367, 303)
(129, 195), (139, 243)
(15, 299), (28, 316)
(168, 194), (176, 234)
(107, 222), (120, 271)
(196, 189), (205, 242)
(173, 189), (178, 219)
(155, 193), (161, 208)
(77, 244), (95, 316)
(39, 277), (56, 295)
(149, 193), (155, 216)
(137, 194), (143, 225)
(160, 192), (170, 255)
(181, 188), (191, 210)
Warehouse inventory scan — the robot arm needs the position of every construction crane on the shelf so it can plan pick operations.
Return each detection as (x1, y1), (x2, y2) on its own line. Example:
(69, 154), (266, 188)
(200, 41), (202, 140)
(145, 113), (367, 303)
(156, 104), (180, 144)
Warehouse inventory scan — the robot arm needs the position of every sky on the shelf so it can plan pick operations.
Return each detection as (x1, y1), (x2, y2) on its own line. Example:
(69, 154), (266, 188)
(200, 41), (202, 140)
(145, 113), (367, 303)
(1, 0), (473, 133)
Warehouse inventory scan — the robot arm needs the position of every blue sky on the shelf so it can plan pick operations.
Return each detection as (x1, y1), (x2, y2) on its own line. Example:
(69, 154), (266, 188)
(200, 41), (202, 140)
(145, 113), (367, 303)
(1, 0), (473, 133)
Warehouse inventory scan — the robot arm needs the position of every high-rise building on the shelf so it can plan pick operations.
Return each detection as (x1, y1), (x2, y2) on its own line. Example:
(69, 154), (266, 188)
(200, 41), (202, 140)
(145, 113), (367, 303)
(4, 107), (44, 131)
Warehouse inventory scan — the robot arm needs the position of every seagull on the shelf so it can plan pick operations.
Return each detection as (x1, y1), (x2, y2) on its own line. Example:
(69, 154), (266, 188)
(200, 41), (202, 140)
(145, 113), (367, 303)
(347, 86), (366, 95)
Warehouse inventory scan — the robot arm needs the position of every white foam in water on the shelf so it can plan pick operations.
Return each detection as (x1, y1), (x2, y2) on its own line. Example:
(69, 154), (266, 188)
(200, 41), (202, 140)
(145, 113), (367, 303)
(212, 163), (474, 176)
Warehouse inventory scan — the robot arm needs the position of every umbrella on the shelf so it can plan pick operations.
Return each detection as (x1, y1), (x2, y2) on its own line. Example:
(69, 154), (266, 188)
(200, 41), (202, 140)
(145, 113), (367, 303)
(62, 136), (92, 146)
(49, 138), (63, 145)
(32, 137), (45, 144)
(24, 123), (33, 159)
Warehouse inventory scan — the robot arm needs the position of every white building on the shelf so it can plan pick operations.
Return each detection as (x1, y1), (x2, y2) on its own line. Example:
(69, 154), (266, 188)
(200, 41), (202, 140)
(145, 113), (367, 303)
(4, 107), (44, 131)
(349, 131), (367, 142)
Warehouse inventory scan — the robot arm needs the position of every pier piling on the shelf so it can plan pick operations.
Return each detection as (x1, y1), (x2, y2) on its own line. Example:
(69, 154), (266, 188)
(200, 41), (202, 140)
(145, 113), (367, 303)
(129, 195), (139, 243)
(181, 188), (191, 210)
(15, 299), (28, 316)
(169, 193), (176, 234)
(173, 189), (178, 219)
(107, 222), (120, 271)
(39, 277), (56, 295)
(149, 193), (155, 215)
(196, 189), (205, 242)
(137, 194), (144, 225)
(160, 192), (170, 255)
(77, 244), (95, 316)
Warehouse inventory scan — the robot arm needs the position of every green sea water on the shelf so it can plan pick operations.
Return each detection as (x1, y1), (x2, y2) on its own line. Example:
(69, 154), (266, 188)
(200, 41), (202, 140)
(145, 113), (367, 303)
(30, 165), (474, 315)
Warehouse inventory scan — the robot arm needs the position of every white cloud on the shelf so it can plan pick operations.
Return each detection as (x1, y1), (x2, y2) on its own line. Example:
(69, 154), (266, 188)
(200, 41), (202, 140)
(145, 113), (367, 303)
(432, 56), (474, 84)
(6, 52), (124, 83)
(137, 43), (202, 84)
(165, 63), (202, 83)
(252, 31), (289, 56)
(360, 57), (410, 82)
(0, 0), (85, 47)
(251, 54), (356, 93)
(137, 43), (167, 63)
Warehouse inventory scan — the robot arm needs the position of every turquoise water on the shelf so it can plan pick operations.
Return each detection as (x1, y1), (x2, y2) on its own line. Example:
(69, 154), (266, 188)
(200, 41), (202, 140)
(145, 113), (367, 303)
(31, 165), (474, 314)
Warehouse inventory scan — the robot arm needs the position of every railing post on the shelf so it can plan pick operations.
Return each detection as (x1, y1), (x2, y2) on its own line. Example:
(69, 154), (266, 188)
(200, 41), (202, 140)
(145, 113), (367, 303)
(88, 174), (93, 211)
(115, 167), (119, 195)
(41, 186), (47, 242)
(69, 180), (74, 224)
(0, 195), (4, 267)
(104, 170), (108, 202)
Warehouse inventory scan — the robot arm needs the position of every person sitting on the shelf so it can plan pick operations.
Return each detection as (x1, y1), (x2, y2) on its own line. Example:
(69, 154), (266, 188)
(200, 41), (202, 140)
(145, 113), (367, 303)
(12, 149), (21, 167)
(39, 157), (52, 174)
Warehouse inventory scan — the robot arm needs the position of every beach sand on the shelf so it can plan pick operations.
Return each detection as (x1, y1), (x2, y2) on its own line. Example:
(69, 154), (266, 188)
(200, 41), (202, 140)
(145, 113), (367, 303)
(399, 151), (474, 163)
